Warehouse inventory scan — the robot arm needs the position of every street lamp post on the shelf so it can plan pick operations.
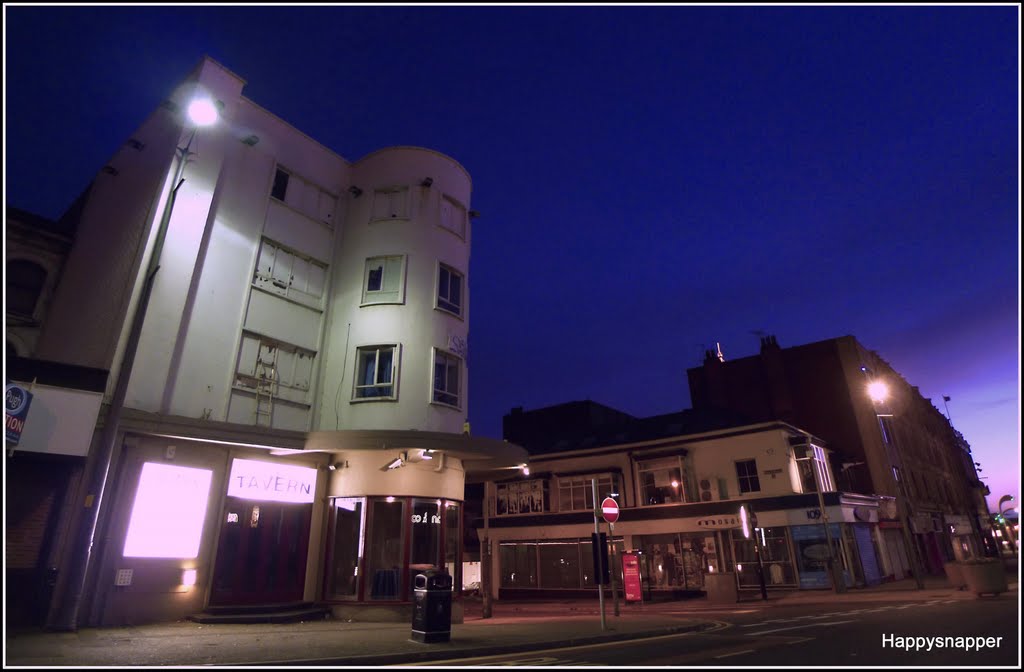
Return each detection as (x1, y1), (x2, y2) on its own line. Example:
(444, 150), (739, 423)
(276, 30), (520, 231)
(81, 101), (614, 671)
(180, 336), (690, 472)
(48, 98), (219, 631)
(795, 439), (846, 593)
(862, 369), (926, 590)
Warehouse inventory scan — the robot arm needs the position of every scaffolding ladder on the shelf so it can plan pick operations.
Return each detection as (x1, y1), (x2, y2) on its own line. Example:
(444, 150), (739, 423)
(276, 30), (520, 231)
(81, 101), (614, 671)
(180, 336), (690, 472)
(254, 352), (277, 427)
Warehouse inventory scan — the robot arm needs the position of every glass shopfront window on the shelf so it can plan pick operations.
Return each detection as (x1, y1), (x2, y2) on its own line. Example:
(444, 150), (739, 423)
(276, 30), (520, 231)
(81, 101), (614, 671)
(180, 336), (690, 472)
(327, 497), (364, 598)
(366, 498), (406, 600)
(539, 540), (582, 589)
(637, 533), (717, 590)
(408, 499), (441, 599)
(500, 542), (538, 588)
(731, 527), (797, 588)
(445, 501), (461, 591)
(790, 524), (846, 589)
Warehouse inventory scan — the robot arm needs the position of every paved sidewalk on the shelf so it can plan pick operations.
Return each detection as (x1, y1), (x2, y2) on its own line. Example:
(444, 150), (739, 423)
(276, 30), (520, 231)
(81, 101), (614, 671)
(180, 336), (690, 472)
(5, 567), (1017, 668)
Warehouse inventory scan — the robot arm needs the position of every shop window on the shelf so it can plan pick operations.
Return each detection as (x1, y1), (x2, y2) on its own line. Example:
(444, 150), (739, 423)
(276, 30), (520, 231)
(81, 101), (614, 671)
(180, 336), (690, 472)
(372, 186), (409, 220)
(538, 540), (582, 589)
(731, 527), (798, 588)
(789, 524), (846, 589)
(366, 498), (406, 600)
(436, 263), (463, 317)
(326, 497), (364, 599)
(557, 474), (615, 512)
(432, 348), (461, 408)
(353, 345), (398, 400)
(735, 459), (761, 494)
(637, 457), (684, 505)
(123, 463), (213, 559)
(361, 255), (405, 305)
(408, 498), (442, 599)
(444, 501), (461, 591)
(6, 259), (47, 317)
(500, 542), (538, 588)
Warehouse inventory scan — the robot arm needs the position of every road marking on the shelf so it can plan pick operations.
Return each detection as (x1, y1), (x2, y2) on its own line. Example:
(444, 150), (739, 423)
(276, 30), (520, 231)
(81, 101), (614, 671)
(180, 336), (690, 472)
(714, 649), (756, 659)
(785, 636), (815, 645)
(744, 619), (857, 636)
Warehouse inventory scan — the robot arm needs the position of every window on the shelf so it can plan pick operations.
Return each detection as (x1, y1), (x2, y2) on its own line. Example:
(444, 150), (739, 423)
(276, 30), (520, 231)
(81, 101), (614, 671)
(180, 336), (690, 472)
(372, 186), (409, 220)
(432, 349), (461, 408)
(439, 195), (467, 238)
(496, 479), (546, 515)
(253, 238), (327, 309)
(366, 498), (406, 600)
(123, 463), (213, 558)
(437, 264), (463, 317)
(6, 259), (47, 317)
(361, 256), (405, 305)
(735, 459), (761, 494)
(326, 497), (364, 599)
(638, 457), (684, 505)
(271, 168), (290, 201)
(558, 475), (615, 512)
(354, 345), (398, 400)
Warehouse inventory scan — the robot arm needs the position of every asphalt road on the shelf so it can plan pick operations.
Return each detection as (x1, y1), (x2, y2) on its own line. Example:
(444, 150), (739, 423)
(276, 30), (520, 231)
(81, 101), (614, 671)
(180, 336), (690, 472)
(416, 597), (1020, 667)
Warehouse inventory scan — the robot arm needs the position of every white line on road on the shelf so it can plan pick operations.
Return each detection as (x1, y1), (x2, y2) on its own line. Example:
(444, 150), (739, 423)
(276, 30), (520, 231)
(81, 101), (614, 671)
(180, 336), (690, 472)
(744, 619), (858, 636)
(714, 649), (757, 659)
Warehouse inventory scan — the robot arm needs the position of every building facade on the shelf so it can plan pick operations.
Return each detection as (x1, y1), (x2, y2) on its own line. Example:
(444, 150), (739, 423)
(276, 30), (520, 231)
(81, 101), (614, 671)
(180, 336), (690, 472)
(483, 403), (893, 599)
(687, 334), (990, 575)
(7, 56), (525, 629)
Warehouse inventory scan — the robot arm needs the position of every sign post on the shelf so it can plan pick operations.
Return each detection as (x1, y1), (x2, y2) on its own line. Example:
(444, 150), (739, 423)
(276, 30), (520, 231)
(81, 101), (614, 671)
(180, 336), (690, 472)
(591, 479), (607, 631)
(600, 497), (621, 617)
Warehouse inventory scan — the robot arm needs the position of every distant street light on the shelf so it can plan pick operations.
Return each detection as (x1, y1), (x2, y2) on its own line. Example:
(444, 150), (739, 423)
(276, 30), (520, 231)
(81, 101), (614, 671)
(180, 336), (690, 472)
(49, 96), (219, 631)
(998, 495), (1017, 557)
(860, 366), (926, 590)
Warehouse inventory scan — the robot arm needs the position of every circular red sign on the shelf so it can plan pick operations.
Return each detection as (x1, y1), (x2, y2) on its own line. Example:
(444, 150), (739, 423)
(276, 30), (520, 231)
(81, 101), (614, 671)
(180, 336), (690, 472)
(601, 497), (620, 523)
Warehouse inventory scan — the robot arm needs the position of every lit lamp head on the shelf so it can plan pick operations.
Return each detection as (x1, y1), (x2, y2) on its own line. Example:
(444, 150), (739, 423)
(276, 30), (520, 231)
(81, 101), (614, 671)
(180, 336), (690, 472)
(867, 381), (889, 403)
(187, 98), (219, 127)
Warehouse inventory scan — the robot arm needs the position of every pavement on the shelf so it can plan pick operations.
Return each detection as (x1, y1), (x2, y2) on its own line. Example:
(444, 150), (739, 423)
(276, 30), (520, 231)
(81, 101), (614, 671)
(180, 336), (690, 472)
(5, 564), (1018, 668)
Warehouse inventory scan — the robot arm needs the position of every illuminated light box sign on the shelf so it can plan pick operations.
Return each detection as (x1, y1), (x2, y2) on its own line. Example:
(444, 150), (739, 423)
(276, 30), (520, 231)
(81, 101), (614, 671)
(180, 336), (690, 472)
(124, 462), (213, 559)
(227, 458), (316, 503)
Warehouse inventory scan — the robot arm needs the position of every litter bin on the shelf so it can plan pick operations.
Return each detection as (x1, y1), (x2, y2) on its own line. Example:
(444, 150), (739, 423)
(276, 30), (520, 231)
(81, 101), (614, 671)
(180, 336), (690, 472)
(411, 569), (452, 643)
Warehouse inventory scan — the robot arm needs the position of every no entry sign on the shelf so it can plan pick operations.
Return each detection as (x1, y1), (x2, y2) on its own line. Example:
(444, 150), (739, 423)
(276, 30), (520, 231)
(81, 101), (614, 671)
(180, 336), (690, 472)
(600, 497), (619, 524)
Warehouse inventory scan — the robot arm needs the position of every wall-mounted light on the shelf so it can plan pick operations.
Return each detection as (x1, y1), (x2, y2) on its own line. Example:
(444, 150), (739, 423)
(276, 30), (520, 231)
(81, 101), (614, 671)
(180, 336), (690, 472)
(421, 449), (434, 461)
(521, 464), (530, 476)
(182, 568), (198, 589)
(242, 134), (260, 147)
(420, 177), (433, 187)
(469, 210), (481, 219)
(348, 185), (363, 198)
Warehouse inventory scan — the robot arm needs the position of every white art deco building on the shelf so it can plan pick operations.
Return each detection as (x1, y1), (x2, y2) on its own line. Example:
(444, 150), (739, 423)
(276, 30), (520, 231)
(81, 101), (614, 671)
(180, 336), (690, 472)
(24, 56), (526, 627)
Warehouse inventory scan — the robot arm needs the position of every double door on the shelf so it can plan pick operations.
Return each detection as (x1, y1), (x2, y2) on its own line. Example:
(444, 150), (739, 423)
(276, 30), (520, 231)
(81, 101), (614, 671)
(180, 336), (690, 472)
(210, 497), (312, 605)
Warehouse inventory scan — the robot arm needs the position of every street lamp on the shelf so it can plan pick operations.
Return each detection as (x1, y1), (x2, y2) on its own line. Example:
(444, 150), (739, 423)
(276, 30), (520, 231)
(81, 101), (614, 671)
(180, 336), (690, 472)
(49, 96), (219, 631)
(997, 495), (1017, 557)
(860, 366), (926, 590)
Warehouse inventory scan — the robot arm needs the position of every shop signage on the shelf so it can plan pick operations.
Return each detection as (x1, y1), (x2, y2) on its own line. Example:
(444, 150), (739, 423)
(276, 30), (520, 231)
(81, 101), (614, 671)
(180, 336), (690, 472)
(227, 458), (316, 503)
(5, 383), (33, 446)
(806, 509), (822, 520)
(696, 515), (740, 529)
(622, 551), (643, 602)
(411, 512), (441, 525)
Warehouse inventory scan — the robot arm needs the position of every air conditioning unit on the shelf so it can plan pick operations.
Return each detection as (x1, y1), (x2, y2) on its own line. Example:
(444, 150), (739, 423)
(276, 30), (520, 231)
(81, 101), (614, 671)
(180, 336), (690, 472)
(698, 477), (720, 502)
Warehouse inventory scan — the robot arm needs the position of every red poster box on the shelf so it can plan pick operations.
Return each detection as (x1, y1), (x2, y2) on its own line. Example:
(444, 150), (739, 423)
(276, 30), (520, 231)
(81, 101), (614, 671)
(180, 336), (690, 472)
(622, 551), (643, 602)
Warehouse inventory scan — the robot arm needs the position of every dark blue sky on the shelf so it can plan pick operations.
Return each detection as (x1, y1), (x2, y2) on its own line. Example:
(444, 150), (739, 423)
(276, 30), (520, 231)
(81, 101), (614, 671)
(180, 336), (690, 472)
(4, 5), (1019, 510)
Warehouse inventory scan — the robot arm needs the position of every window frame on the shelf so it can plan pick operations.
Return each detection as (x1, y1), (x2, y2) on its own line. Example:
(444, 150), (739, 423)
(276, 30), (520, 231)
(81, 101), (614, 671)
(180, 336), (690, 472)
(360, 255), (406, 306)
(557, 474), (616, 513)
(431, 347), (462, 410)
(636, 456), (686, 506)
(371, 185), (411, 221)
(436, 262), (464, 318)
(735, 459), (761, 494)
(352, 344), (400, 401)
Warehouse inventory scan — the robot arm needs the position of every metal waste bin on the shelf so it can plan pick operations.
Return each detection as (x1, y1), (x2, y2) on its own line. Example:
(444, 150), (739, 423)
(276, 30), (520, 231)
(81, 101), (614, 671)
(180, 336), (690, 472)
(411, 569), (452, 643)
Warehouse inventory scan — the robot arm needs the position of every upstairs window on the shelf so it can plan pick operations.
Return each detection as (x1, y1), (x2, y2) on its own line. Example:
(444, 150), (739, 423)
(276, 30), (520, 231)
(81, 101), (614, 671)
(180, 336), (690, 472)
(361, 256), (405, 305)
(372, 186), (409, 220)
(354, 345), (398, 400)
(6, 259), (47, 317)
(736, 459), (761, 494)
(558, 474), (616, 512)
(437, 263), (463, 317)
(432, 349), (461, 409)
(439, 195), (467, 238)
(271, 168), (290, 201)
(637, 457), (685, 505)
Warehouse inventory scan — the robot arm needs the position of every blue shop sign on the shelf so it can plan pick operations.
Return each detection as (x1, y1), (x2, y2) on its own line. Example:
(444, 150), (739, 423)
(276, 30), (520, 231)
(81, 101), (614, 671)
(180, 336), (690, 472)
(5, 383), (34, 446)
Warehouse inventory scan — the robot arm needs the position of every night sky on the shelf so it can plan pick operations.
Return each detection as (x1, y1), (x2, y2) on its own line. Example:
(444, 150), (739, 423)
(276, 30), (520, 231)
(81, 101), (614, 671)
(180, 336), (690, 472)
(4, 5), (1019, 511)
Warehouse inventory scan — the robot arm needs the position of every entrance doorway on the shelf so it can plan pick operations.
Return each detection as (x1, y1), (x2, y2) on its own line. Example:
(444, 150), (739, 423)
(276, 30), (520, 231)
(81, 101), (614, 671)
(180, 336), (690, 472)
(209, 497), (312, 606)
